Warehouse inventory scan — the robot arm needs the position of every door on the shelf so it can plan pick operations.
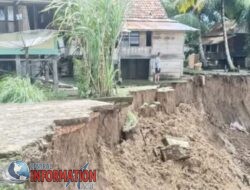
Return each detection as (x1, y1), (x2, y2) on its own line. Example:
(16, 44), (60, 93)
(121, 59), (149, 80)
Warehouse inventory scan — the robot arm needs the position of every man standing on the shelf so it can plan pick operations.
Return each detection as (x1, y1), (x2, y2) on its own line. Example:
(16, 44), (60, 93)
(155, 52), (161, 83)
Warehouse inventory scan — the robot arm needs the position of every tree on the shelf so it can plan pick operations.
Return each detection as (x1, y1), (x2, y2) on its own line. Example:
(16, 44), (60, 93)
(163, 0), (216, 67)
(164, 0), (250, 70)
(220, 0), (250, 70)
(221, 0), (235, 70)
(232, 1), (250, 56)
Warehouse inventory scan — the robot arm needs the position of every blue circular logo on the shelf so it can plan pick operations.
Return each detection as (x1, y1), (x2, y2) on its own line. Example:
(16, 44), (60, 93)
(5, 161), (30, 183)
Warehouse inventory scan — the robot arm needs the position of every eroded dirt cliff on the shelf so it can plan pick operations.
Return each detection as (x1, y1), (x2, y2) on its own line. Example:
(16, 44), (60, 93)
(20, 75), (250, 190)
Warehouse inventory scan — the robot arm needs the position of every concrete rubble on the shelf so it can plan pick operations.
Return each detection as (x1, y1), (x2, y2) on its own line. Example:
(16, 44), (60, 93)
(160, 135), (191, 161)
(164, 135), (190, 149)
(160, 145), (191, 161)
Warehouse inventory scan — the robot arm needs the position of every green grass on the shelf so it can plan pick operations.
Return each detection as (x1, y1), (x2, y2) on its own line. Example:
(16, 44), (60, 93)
(183, 68), (204, 75)
(0, 76), (47, 103)
(0, 76), (71, 103)
(36, 80), (75, 101)
(0, 184), (26, 190)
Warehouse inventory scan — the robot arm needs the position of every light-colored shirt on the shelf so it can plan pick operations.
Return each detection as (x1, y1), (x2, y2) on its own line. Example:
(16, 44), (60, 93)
(155, 57), (161, 69)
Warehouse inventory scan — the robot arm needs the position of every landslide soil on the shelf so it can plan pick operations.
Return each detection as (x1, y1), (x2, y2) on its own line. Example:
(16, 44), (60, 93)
(99, 103), (250, 190)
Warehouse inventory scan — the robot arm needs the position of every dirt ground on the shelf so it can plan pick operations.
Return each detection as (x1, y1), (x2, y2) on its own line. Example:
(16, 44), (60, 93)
(2, 75), (248, 190)
(98, 73), (250, 190)
(99, 103), (250, 190)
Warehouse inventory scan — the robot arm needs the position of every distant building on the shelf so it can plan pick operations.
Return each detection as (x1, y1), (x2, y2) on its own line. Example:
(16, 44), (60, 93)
(0, 0), (197, 81)
(0, 0), (52, 33)
(0, 0), (61, 86)
(116, 0), (197, 80)
(202, 21), (249, 69)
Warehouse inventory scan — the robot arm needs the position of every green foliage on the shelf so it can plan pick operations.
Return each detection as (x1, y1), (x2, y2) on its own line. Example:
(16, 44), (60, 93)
(163, 0), (216, 60)
(124, 111), (138, 131)
(44, 89), (68, 100)
(184, 67), (204, 75)
(33, 80), (68, 100)
(162, 0), (179, 17)
(0, 184), (26, 190)
(164, 0), (250, 65)
(73, 58), (91, 97)
(163, 0), (216, 14)
(174, 13), (201, 28)
(46, 0), (128, 98)
(0, 76), (47, 103)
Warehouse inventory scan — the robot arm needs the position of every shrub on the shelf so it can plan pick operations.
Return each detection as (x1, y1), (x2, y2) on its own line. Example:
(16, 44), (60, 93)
(0, 76), (47, 103)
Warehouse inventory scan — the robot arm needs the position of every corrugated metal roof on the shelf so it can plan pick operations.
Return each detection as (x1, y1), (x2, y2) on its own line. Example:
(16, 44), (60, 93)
(0, 30), (59, 55)
(205, 20), (248, 37)
(202, 35), (234, 45)
(123, 19), (198, 31)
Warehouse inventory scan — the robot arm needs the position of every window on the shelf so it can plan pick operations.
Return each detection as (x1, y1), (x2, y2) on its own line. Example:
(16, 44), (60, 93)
(121, 31), (140, 47)
(0, 7), (5, 21)
(121, 33), (129, 46)
(206, 44), (218, 53)
(0, 6), (14, 21)
(211, 44), (217, 53)
(130, 31), (139, 46)
(146, 31), (152, 47)
(0, 6), (15, 33)
(7, 6), (14, 21)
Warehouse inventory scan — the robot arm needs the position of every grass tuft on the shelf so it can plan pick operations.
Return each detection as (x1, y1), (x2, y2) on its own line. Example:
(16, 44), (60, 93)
(0, 76), (47, 103)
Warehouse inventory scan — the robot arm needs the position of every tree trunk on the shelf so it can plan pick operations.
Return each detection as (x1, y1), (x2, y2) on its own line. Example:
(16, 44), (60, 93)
(52, 58), (59, 90)
(24, 47), (31, 78)
(198, 31), (208, 67)
(221, 0), (235, 71)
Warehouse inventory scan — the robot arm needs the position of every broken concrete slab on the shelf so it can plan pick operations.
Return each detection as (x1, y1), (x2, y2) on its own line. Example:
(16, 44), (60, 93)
(164, 135), (190, 149)
(0, 100), (112, 157)
(161, 145), (191, 161)
(139, 103), (159, 117)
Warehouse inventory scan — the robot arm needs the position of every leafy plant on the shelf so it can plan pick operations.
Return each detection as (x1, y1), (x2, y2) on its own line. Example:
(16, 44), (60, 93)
(46, 0), (128, 98)
(123, 111), (138, 132)
(0, 76), (47, 103)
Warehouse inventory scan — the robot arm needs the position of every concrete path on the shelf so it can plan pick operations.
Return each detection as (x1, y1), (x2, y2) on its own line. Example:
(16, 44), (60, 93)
(0, 100), (110, 156)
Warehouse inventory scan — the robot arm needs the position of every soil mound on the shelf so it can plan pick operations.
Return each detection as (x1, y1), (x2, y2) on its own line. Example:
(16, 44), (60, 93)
(99, 103), (249, 190)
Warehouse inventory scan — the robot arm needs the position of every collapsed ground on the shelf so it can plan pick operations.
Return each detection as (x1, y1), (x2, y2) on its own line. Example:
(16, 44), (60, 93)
(1, 75), (249, 190)
(100, 104), (250, 190)
(98, 75), (250, 190)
